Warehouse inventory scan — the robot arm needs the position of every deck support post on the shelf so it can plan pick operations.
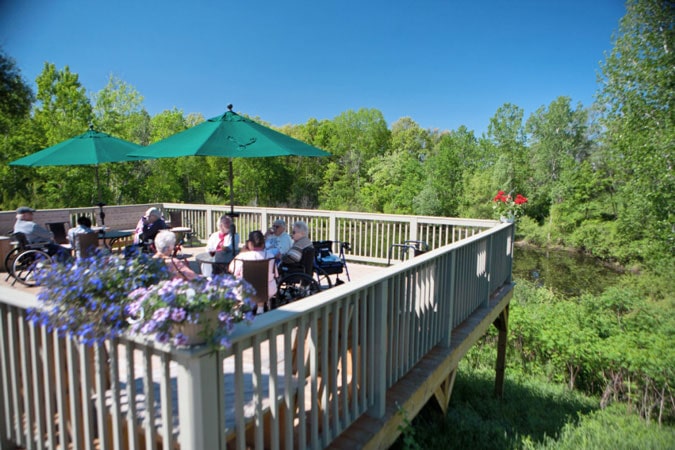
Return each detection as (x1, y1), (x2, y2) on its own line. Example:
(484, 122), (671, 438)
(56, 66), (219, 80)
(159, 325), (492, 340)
(493, 304), (509, 398)
(175, 350), (221, 449)
(433, 369), (457, 414)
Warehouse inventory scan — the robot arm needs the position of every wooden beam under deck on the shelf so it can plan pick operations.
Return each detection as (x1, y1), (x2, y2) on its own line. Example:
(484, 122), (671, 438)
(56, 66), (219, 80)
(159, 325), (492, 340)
(328, 282), (514, 450)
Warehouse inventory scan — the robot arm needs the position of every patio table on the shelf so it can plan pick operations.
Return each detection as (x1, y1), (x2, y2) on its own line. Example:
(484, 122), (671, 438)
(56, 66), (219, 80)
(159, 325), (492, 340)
(195, 251), (232, 276)
(95, 229), (133, 250)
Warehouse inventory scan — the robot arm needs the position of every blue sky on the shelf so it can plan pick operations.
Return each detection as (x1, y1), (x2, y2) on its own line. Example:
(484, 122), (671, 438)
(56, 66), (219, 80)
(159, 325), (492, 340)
(1, 0), (625, 135)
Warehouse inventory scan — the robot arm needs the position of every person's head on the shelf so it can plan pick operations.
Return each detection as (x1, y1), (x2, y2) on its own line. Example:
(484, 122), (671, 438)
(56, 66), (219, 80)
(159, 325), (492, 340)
(145, 207), (162, 223)
(291, 221), (308, 241)
(154, 230), (176, 256)
(16, 206), (35, 221)
(247, 230), (265, 250)
(218, 215), (233, 234)
(77, 216), (92, 228)
(272, 219), (286, 236)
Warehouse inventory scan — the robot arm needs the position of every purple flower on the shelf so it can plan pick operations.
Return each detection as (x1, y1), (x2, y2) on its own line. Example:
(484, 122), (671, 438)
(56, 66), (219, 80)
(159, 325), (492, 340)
(174, 333), (189, 346)
(152, 307), (171, 322)
(141, 320), (158, 334)
(170, 308), (187, 322)
(156, 332), (170, 344)
(218, 336), (232, 348)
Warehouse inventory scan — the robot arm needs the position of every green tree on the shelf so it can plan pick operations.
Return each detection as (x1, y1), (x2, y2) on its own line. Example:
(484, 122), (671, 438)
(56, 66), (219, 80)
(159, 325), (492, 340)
(419, 127), (476, 217)
(597, 0), (675, 262)
(363, 117), (429, 213)
(27, 63), (93, 207)
(319, 108), (390, 210)
(486, 103), (529, 200)
(0, 48), (34, 135)
(0, 48), (35, 209)
(525, 97), (591, 222)
(91, 75), (152, 205)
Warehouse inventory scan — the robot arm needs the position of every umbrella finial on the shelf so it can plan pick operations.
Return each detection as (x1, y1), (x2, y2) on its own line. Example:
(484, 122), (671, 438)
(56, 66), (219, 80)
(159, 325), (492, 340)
(227, 104), (233, 112)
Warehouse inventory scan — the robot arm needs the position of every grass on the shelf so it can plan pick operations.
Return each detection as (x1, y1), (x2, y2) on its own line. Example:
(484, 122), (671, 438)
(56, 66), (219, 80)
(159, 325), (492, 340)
(392, 368), (674, 449)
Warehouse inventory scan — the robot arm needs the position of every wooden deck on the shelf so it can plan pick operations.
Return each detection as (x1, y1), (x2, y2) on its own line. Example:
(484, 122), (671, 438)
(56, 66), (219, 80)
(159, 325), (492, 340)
(1, 206), (514, 450)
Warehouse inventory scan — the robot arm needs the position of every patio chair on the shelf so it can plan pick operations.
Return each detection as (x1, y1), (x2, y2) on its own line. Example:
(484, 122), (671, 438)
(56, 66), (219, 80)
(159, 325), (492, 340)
(46, 221), (72, 250)
(75, 232), (100, 258)
(241, 258), (277, 312)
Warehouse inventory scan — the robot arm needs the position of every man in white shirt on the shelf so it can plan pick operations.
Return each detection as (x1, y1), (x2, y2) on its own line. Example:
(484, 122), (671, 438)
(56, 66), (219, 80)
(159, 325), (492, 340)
(264, 219), (293, 258)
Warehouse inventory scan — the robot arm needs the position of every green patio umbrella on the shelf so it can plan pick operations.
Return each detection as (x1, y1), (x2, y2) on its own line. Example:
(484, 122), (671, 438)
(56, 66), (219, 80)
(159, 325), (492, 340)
(130, 105), (331, 215)
(9, 125), (146, 225)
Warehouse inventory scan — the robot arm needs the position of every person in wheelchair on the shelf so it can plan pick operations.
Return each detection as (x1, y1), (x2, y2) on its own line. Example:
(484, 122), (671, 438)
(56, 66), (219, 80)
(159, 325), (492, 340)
(126, 207), (168, 256)
(13, 206), (69, 261)
(280, 221), (313, 274)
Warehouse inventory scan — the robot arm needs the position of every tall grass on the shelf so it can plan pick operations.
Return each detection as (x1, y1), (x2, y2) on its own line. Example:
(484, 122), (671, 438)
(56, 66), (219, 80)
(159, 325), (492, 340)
(393, 369), (674, 449)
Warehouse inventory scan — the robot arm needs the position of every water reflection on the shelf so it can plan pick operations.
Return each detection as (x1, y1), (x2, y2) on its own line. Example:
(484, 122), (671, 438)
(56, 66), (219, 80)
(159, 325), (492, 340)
(512, 246), (622, 296)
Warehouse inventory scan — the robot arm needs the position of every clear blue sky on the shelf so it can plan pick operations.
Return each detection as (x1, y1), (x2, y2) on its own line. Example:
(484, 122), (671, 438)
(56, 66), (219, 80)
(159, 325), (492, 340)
(1, 0), (625, 135)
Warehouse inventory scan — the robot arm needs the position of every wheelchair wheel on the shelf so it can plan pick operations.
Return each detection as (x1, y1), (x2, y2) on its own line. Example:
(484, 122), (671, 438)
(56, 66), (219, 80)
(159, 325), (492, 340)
(4, 247), (21, 281)
(12, 250), (51, 286)
(314, 266), (333, 290)
(275, 273), (321, 306)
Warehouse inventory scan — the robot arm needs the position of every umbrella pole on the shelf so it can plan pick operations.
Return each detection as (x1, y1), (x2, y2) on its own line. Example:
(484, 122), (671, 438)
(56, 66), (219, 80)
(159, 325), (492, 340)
(229, 158), (235, 216)
(95, 165), (105, 226)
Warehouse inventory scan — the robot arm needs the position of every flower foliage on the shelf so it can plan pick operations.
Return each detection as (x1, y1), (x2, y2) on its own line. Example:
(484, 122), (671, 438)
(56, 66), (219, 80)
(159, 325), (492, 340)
(125, 274), (256, 348)
(492, 190), (528, 220)
(28, 252), (170, 345)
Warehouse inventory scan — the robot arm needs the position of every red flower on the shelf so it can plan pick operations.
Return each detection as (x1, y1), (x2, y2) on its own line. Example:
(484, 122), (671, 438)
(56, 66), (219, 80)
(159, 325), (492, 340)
(492, 190), (528, 220)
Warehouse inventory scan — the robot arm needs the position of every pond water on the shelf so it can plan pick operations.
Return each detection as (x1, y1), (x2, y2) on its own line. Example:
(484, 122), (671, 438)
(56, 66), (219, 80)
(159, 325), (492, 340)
(512, 245), (623, 297)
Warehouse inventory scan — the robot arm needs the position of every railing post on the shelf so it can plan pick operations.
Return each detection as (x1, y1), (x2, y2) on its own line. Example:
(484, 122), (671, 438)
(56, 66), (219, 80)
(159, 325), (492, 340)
(507, 223), (514, 284)
(485, 234), (493, 307)
(409, 216), (419, 242)
(441, 251), (456, 347)
(206, 206), (215, 236)
(329, 212), (337, 242)
(175, 350), (221, 449)
(369, 280), (388, 418)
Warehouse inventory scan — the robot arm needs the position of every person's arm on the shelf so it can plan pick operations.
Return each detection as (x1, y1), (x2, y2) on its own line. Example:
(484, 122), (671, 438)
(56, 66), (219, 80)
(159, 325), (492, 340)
(206, 232), (218, 252)
(282, 245), (302, 264)
(279, 234), (293, 255)
(30, 223), (54, 242)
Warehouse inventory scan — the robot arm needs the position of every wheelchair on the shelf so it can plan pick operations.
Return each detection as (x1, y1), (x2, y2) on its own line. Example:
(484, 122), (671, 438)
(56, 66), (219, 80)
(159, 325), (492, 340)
(4, 232), (53, 287)
(274, 246), (321, 308)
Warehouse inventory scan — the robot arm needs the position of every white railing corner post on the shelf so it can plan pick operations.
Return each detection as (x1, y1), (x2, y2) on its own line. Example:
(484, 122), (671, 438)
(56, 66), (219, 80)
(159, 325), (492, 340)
(369, 280), (388, 418)
(329, 213), (337, 242)
(409, 216), (419, 242)
(176, 350), (222, 449)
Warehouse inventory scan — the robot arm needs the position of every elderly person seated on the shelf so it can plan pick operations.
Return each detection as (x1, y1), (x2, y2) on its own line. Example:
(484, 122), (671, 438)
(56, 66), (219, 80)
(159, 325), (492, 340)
(13, 206), (70, 260)
(280, 221), (313, 271)
(153, 230), (198, 280)
(203, 214), (240, 276)
(230, 230), (278, 314)
(264, 219), (293, 258)
(133, 207), (168, 247)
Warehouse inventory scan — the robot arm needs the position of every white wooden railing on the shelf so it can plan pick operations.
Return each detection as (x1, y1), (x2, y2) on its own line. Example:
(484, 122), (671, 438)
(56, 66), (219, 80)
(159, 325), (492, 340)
(0, 205), (513, 450)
